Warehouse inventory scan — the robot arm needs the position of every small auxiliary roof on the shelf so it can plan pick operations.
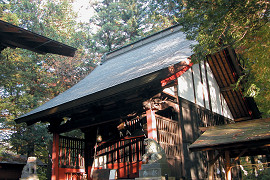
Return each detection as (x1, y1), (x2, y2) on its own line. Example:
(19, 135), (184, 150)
(189, 118), (270, 157)
(0, 20), (76, 57)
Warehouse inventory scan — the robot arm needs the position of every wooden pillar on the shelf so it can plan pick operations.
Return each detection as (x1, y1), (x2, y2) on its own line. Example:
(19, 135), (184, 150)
(51, 133), (59, 180)
(84, 139), (89, 180)
(146, 109), (157, 141)
(174, 83), (185, 178)
(208, 150), (214, 180)
(225, 151), (231, 180)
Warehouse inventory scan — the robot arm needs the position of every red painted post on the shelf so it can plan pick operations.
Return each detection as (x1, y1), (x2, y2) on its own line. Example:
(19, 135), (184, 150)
(146, 109), (158, 141)
(51, 133), (59, 180)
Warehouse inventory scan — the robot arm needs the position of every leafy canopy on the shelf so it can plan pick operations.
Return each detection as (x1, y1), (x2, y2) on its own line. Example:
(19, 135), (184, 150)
(0, 0), (95, 174)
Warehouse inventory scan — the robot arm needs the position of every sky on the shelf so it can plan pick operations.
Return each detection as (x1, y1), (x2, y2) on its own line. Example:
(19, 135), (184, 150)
(72, 0), (96, 22)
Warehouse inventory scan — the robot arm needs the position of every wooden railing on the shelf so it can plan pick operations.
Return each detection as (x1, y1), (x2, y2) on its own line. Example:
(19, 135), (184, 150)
(95, 136), (145, 178)
(196, 107), (232, 127)
(59, 135), (85, 169)
(155, 115), (182, 158)
(125, 116), (146, 134)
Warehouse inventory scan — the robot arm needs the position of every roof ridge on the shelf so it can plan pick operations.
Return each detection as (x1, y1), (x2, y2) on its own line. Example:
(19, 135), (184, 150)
(101, 24), (182, 63)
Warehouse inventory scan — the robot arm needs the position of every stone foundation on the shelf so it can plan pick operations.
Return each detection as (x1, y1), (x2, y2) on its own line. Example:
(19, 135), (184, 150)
(135, 163), (175, 180)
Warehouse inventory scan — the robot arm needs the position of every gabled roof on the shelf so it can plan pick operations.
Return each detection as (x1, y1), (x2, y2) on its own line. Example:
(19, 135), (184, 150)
(0, 20), (76, 57)
(189, 118), (270, 157)
(15, 25), (195, 125)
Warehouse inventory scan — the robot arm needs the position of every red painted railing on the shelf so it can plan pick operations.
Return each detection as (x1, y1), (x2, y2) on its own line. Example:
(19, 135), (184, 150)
(95, 136), (145, 179)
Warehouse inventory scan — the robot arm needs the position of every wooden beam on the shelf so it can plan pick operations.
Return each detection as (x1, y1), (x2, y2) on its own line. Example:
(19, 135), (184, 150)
(208, 151), (222, 180)
(191, 66), (197, 104)
(208, 150), (214, 180)
(220, 86), (234, 92)
(232, 149), (247, 165)
(204, 60), (212, 111)
(199, 61), (206, 108)
(210, 152), (222, 165)
(174, 82), (185, 178)
(226, 47), (242, 77)
(56, 102), (144, 133)
(234, 116), (252, 122)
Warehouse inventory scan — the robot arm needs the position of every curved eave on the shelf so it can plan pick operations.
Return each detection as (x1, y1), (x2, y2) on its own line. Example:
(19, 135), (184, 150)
(15, 61), (190, 125)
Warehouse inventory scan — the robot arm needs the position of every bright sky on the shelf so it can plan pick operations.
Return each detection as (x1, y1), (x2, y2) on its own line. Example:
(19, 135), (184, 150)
(72, 0), (96, 22)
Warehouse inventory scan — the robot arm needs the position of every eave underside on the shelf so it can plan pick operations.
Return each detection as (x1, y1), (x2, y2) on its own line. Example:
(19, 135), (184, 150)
(0, 20), (76, 56)
(19, 61), (190, 133)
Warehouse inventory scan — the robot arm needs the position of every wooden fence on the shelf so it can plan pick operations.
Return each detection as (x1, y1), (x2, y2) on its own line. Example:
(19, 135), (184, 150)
(95, 136), (145, 178)
(59, 135), (85, 169)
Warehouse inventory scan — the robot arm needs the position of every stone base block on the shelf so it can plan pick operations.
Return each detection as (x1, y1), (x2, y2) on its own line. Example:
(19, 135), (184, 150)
(139, 168), (172, 177)
(92, 169), (110, 180)
(92, 169), (117, 180)
(135, 176), (175, 180)
(20, 174), (39, 180)
(141, 163), (163, 169)
(139, 163), (171, 177)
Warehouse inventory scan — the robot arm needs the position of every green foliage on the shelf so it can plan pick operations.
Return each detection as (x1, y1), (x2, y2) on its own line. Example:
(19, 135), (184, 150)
(240, 156), (270, 180)
(61, 129), (84, 139)
(241, 23), (270, 116)
(90, 0), (125, 52)
(176, 0), (269, 59)
(0, 49), (46, 120)
(0, 0), (96, 178)
(90, 0), (163, 53)
(9, 123), (51, 158)
(37, 166), (48, 180)
(243, 168), (270, 180)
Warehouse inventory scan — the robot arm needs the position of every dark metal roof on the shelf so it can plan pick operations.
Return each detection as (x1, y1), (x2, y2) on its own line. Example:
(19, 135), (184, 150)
(0, 20), (76, 56)
(207, 47), (261, 121)
(189, 118), (270, 157)
(15, 25), (195, 125)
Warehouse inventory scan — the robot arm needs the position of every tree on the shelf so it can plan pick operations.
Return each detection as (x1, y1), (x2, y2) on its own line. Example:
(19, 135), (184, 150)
(1, 0), (95, 119)
(241, 24), (270, 116)
(90, 0), (125, 53)
(0, 1), (96, 178)
(90, 0), (163, 53)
